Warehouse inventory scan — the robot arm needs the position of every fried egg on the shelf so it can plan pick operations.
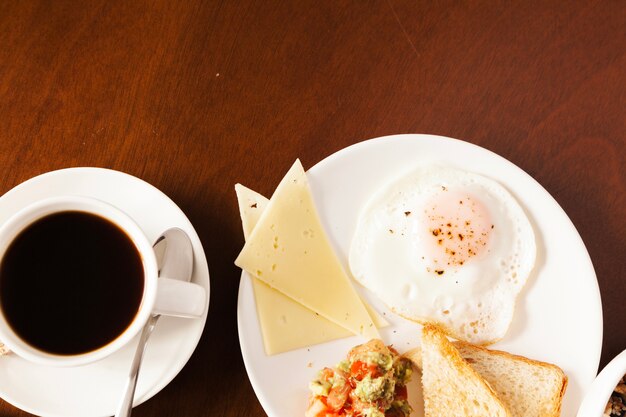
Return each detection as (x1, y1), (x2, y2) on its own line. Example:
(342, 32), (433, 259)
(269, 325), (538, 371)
(349, 166), (536, 344)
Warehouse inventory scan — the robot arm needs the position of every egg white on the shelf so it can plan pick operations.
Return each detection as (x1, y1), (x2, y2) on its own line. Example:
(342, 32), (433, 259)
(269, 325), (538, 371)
(349, 166), (536, 344)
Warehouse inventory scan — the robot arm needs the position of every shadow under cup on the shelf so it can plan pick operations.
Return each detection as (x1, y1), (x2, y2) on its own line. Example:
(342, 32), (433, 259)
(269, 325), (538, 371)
(0, 197), (156, 366)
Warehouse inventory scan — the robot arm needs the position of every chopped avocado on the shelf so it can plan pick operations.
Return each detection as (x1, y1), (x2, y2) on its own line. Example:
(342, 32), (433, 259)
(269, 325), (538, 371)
(365, 351), (393, 371)
(354, 375), (394, 403)
(361, 407), (385, 417)
(390, 400), (412, 416)
(332, 374), (347, 390)
(393, 358), (413, 385)
(309, 372), (332, 397)
(307, 340), (414, 417)
(309, 379), (330, 397)
(337, 360), (350, 373)
(351, 350), (393, 372)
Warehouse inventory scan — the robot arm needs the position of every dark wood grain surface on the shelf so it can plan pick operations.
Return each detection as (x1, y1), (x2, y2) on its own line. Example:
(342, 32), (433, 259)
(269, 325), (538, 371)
(0, 1), (624, 416)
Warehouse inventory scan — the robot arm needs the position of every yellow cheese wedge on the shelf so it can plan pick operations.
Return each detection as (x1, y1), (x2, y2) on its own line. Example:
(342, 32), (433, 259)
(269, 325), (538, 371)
(236, 183), (268, 241)
(235, 160), (380, 340)
(235, 184), (387, 354)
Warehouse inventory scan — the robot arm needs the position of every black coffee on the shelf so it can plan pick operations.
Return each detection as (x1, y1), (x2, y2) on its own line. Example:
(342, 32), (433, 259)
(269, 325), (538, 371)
(0, 211), (144, 355)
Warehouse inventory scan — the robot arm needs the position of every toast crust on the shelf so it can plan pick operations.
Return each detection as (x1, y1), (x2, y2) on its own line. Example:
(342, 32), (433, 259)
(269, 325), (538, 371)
(392, 311), (504, 346)
(452, 341), (568, 417)
(420, 324), (512, 417)
(414, 325), (567, 417)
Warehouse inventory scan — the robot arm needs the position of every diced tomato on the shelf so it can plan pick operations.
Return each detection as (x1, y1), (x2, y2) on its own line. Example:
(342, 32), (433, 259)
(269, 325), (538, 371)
(349, 360), (368, 380)
(394, 385), (408, 401)
(350, 360), (381, 380)
(309, 340), (412, 417)
(385, 408), (406, 417)
(326, 379), (350, 411)
(305, 397), (347, 417)
(305, 398), (329, 417)
(349, 390), (379, 414)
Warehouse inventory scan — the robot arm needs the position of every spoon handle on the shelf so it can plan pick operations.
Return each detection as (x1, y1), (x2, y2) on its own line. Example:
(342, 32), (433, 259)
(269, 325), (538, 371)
(114, 314), (161, 417)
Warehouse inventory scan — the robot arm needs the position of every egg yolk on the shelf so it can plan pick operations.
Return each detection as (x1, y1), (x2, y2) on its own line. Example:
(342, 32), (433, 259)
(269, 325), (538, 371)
(421, 188), (493, 275)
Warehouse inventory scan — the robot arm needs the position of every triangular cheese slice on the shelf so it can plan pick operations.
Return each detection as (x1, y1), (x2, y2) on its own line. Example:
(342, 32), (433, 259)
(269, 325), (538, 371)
(235, 184), (387, 354)
(235, 160), (379, 339)
(420, 324), (511, 417)
(236, 183), (268, 241)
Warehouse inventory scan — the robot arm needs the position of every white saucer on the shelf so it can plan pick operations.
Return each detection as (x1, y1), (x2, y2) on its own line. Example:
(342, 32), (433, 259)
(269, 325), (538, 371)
(0, 168), (210, 417)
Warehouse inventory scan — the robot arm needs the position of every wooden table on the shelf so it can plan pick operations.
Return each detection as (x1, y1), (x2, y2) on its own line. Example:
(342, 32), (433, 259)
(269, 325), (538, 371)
(0, 1), (624, 416)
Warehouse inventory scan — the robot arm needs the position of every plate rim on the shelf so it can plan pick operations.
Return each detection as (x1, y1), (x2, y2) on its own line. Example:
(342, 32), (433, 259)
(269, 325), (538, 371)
(237, 134), (603, 417)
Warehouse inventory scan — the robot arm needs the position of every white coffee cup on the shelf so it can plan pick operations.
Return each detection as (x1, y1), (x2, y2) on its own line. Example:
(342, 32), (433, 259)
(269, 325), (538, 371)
(0, 196), (206, 367)
(576, 349), (626, 417)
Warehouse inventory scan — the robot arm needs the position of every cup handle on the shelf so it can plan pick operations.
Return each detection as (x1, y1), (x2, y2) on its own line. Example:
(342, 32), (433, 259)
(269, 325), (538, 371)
(153, 278), (206, 317)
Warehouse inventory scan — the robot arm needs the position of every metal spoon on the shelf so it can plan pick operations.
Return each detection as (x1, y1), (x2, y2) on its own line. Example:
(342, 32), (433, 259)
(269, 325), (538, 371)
(114, 228), (194, 417)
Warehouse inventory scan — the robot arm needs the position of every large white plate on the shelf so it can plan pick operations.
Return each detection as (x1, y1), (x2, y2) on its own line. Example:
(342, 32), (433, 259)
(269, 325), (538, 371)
(237, 135), (602, 417)
(0, 168), (210, 417)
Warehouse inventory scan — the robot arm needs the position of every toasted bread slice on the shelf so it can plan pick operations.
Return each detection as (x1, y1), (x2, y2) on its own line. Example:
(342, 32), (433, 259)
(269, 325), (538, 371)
(420, 324), (511, 417)
(405, 331), (568, 417)
(453, 341), (567, 417)
(0, 342), (9, 356)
